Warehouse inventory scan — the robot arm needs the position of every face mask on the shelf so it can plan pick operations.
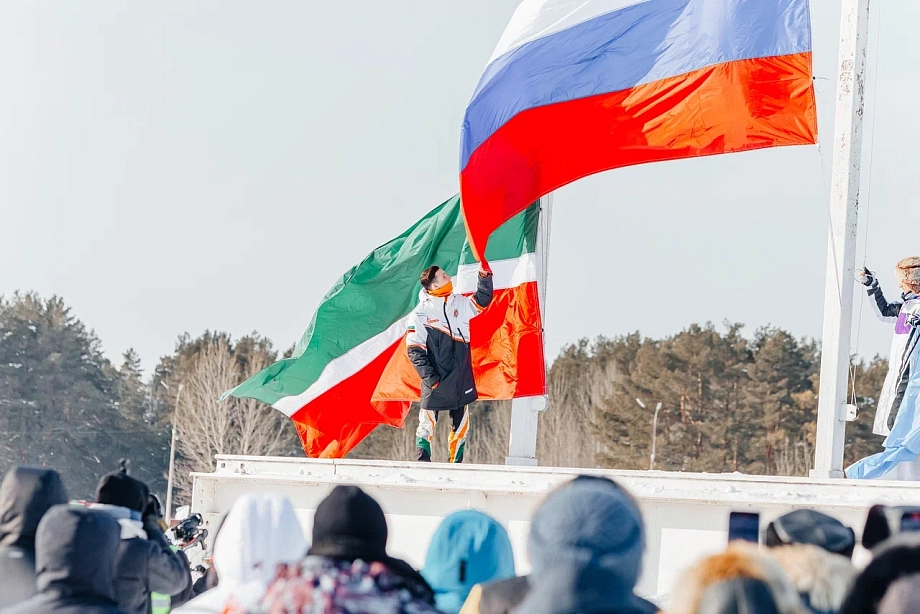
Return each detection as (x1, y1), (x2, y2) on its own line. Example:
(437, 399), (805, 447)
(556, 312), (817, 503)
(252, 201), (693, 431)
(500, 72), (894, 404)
(429, 281), (453, 297)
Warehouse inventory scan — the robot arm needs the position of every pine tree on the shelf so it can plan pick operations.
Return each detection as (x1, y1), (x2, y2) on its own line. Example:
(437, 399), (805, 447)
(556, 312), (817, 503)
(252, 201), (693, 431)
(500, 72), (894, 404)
(0, 293), (168, 498)
(117, 348), (147, 422)
(740, 328), (816, 475)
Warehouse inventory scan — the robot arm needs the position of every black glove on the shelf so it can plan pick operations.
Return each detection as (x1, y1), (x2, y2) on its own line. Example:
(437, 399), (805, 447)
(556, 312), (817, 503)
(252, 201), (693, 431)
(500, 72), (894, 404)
(856, 267), (876, 287)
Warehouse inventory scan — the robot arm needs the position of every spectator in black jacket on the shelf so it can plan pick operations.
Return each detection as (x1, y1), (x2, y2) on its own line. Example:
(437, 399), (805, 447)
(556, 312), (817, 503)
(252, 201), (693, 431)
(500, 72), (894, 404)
(0, 466), (68, 609)
(90, 470), (190, 614)
(2, 505), (128, 614)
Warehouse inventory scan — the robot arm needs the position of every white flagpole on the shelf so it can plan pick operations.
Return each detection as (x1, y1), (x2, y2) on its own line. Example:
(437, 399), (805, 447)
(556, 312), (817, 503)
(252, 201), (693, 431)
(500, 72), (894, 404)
(812, 0), (870, 478)
(506, 194), (552, 466)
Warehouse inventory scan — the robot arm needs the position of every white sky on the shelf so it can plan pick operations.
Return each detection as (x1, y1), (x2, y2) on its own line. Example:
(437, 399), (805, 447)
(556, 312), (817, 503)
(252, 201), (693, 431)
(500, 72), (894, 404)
(2, 1), (918, 374)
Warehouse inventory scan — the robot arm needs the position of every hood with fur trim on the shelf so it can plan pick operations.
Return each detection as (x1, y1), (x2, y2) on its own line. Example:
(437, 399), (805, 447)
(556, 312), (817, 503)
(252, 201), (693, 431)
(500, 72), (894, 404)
(770, 544), (854, 613)
(667, 542), (808, 614)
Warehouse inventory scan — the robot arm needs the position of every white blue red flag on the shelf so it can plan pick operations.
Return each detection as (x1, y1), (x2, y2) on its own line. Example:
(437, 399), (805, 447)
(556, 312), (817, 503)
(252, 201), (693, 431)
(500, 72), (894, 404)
(460, 0), (818, 259)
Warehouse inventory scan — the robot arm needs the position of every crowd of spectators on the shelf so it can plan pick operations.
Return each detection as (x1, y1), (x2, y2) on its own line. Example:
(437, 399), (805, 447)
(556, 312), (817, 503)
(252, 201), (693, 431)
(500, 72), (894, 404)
(3, 464), (920, 613)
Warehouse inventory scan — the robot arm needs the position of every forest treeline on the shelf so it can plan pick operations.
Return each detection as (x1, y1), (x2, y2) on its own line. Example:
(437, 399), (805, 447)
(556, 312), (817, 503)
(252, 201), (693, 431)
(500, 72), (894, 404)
(0, 292), (885, 499)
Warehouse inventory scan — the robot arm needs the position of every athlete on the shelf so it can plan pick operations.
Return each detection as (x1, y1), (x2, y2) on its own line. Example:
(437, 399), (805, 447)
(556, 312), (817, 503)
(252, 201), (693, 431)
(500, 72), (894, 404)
(406, 263), (493, 462)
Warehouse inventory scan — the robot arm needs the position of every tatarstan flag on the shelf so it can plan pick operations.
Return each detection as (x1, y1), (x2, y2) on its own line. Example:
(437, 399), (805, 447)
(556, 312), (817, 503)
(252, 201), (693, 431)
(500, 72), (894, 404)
(223, 195), (546, 458)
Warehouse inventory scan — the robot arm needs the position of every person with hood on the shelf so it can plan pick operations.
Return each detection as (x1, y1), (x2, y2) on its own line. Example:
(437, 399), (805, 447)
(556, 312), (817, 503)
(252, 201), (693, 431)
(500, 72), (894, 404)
(408, 263), (493, 463)
(840, 532), (920, 614)
(667, 541), (808, 614)
(0, 466), (68, 609)
(460, 476), (655, 614)
(503, 475), (657, 614)
(763, 510), (856, 614)
(258, 484), (440, 613)
(90, 470), (190, 614)
(421, 510), (515, 613)
(173, 492), (306, 614)
(848, 257), (920, 479)
(2, 505), (128, 614)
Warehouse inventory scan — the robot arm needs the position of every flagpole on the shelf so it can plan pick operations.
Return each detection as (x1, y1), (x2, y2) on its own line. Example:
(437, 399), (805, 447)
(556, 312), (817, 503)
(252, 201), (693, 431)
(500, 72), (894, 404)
(811, 0), (870, 478)
(505, 194), (552, 466)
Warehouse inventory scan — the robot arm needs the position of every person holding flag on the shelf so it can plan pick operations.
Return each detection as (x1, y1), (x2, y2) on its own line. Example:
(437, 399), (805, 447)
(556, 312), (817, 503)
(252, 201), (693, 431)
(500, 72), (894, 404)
(847, 257), (920, 479)
(407, 263), (493, 462)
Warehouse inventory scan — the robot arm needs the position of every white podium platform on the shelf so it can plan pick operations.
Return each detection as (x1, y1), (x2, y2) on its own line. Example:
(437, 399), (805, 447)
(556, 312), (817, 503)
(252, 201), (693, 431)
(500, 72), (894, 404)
(191, 456), (920, 598)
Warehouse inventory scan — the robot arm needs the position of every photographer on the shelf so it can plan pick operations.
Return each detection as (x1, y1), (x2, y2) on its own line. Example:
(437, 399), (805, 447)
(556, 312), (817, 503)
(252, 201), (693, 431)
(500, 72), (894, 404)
(90, 469), (191, 614)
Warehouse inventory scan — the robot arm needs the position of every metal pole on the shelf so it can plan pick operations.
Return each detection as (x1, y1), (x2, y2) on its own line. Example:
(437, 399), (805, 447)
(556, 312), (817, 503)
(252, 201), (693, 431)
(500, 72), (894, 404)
(651, 402), (662, 470)
(165, 383), (183, 523)
(812, 0), (870, 478)
(506, 194), (553, 466)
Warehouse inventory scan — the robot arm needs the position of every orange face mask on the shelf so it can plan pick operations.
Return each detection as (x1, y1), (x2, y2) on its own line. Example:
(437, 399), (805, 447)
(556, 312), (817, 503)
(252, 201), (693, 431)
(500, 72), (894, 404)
(428, 281), (453, 298)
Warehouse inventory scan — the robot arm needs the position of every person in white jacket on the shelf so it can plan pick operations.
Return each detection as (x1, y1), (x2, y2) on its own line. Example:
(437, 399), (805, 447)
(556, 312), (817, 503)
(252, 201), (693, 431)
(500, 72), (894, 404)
(406, 264), (493, 463)
(173, 493), (307, 614)
(848, 257), (920, 479)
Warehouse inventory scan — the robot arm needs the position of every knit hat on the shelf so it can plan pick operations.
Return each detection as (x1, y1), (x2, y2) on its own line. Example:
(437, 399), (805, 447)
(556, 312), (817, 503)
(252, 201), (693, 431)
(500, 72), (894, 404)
(94, 471), (148, 513)
(308, 485), (435, 603)
(765, 509), (856, 558)
(516, 476), (651, 614)
(309, 485), (388, 561)
(896, 257), (920, 292)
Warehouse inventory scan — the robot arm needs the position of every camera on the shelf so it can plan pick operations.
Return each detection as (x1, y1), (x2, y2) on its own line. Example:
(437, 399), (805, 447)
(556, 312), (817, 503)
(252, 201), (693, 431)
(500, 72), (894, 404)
(172, 513), (208, 549)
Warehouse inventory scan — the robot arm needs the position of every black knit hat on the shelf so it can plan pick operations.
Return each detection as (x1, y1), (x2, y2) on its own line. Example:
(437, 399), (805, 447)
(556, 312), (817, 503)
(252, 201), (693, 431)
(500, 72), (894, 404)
(765, 509), (856, 558)
(94, 471), (148, 513)
(307, 485), (434, 603)
(309, 485), (388, 560)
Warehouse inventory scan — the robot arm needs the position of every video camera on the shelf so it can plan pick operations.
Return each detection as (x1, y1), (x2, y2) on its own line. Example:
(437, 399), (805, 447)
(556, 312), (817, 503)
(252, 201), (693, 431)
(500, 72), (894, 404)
(172, 513), (208, 550)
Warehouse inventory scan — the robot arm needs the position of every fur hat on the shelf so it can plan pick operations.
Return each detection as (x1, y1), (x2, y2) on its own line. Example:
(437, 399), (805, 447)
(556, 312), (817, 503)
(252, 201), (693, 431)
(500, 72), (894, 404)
(896, 257), (920, 292)
(668, 542), (809, 614)
(769, 543), (854, 613)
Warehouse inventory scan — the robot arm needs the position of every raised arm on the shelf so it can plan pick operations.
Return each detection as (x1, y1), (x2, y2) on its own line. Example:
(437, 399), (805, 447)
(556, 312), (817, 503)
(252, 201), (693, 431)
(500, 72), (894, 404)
(858, 268), (902, 322)
(472, 269), (493, 311)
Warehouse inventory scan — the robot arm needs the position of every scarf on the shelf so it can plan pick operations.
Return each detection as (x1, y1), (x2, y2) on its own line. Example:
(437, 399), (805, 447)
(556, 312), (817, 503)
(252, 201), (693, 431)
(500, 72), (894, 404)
(428, 281), (453, 298)
(89, 503), (148, 540)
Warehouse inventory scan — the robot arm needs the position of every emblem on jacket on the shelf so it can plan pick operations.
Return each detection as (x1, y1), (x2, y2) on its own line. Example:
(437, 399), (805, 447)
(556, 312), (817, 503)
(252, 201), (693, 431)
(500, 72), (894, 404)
(454, 309), (459, 317)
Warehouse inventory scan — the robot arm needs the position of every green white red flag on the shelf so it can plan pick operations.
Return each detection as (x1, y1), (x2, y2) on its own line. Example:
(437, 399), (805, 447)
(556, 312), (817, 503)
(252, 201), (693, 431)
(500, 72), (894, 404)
(223, 195), (546, 458)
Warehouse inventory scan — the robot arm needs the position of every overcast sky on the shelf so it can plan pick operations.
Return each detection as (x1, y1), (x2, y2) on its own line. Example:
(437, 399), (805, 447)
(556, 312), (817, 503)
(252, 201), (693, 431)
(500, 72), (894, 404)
(2, 1), (918, 375)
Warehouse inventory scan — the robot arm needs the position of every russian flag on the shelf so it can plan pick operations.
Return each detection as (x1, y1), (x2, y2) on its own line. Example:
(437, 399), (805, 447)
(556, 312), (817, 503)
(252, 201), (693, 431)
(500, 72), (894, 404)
(460, 0), (818, 260)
